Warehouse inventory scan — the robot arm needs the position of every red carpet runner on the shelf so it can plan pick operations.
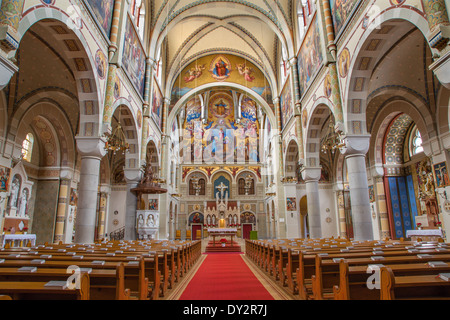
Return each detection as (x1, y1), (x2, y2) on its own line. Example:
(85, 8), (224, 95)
(179, 253), (274, 300)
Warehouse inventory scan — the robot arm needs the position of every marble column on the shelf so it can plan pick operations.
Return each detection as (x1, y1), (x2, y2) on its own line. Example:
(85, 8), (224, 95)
(371, 165), (391, 240)
(341, 135), (373, 241)
(124, 169), (141, 240)
(302, 167), (322, 238)
(74, 137), (106, 244)
(108, 0), (123, 59)
(102, 65), (117, 128)
(321, 0), (337, 57)
(96, 191), (108, 240)
(336, 189), (348, 238)
(53, 178), (71, 243)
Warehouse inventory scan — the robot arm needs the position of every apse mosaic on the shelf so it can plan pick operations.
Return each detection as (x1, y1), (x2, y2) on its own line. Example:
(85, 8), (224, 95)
(183, 90), (260, 164)
(171, 54), (272, 105)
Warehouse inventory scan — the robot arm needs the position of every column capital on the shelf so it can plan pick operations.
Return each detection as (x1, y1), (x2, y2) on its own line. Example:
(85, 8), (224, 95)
(340, 134), (371, 157)
(301, 166), (322, 182)
(368, 164), (385, 178)
(0, 54), (18, 90)
(288, 57), (298, 66)
(147, 57), (157, 68)
(75, 136), (107, 159)
(59, 169), (74, 181)
(124, 168), (142, 183)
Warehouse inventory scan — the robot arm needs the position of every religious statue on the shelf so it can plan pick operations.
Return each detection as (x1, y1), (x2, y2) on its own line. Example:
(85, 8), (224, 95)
(216, 182), (228, 217)
(17, 188), (29, 217)
(146, 214), (155, 227)
(8, 176), (20, 208)
(418, 159), (436, 199)
(137, 214), (145, 229)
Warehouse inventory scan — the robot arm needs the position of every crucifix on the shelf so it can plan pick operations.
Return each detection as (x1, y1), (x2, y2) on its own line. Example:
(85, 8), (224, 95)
(216, 182), (228, 220)
(216, 182), (228, 199)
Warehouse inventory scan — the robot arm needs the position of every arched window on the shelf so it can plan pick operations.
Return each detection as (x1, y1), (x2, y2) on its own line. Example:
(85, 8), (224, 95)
(297, 0), (315, 42)
(238, 176), (255, 195)
(189, 176), (206, 195)
(21, 133), (34, 162)
(410, 126), (423, 156)
(131, 0), (145, 39)
(238, 178), (245, 195)
(198, 178), (206, 195)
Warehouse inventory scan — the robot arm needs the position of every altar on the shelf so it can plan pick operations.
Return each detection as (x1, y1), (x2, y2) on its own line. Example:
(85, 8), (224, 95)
(406, 229), (443, 241)
(207, 228), (237, 247)
(1, 234), (36, 247)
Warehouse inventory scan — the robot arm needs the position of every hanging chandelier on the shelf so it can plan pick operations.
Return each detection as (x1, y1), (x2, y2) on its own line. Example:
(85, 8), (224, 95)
(104, 106), (130, 155)
(104, 122), (130, 154)
(321, 119), (344, 154)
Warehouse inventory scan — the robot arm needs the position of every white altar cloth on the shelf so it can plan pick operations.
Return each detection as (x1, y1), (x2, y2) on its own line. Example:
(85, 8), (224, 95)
(406, 229), (443, 237)
(207, 228), (237, 233)
(1, 234), (36, 247)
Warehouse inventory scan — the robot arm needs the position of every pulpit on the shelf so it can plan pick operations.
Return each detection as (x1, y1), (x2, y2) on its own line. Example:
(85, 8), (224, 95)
(131, 153), (167, 240)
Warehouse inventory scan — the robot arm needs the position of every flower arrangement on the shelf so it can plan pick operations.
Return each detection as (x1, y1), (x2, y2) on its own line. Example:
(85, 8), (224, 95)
(436, 221), (442, 228)
(220, 238), (227, 244)
(417, 223), (422, 229)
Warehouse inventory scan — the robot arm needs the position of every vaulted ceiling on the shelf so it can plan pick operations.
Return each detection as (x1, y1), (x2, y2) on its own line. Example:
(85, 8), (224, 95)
(147, 0), (296, 97)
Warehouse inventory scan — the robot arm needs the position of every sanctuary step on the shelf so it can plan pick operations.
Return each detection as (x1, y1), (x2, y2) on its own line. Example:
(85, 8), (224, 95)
(205, 240), (242, 253)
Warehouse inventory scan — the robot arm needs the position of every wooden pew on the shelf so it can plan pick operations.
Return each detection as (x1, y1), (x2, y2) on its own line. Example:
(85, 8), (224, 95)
(0, 272), (90, 300)
(380, 266), (450, 299)
(286, 248), (299, 294)
(0, 248), (149, 300)
(311, 247), (450, 300)
(0, 239), (200, 300)
(334, 259), (450, 300)
(0, 264), (130, 300)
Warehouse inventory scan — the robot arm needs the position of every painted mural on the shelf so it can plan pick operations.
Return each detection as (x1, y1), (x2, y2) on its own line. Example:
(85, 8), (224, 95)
(152, 78), (163, 129)
(280, 76), (293, 129)
(183, 90), (260, 164)
(297, 15), (324, 96)
(84, 0), (115, 37)
(189, 212), (204, 225)
(330, 0), (361, 37)
(286, 197), (297, 211)
(434, 162), (450, 188)
(122, 15), (146, 97)
(172, 54), (272, 105)
(0, 166), (11, 192)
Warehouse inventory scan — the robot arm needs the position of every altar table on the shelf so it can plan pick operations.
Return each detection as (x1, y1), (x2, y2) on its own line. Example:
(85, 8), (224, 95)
(1, 234), (36, 247)
(406, 229), (443, 241)
(207, 228), (237, 246)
